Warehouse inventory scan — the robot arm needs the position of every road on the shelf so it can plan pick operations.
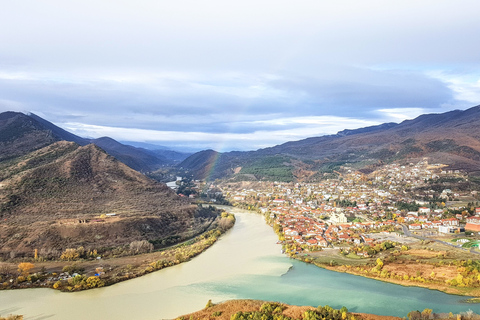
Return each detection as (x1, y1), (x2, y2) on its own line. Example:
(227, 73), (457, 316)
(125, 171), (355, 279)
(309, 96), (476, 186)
(400, 224), (480, 255)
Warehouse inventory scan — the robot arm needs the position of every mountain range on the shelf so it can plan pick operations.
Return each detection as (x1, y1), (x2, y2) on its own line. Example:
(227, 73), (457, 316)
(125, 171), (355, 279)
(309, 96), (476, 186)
(0, 111), (191, 172)
(179, 105), (480, 181)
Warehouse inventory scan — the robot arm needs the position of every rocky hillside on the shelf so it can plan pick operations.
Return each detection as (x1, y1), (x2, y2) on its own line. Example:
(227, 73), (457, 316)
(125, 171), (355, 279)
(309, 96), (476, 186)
(0, 141), (216, 260)
(180, 105), (480, 181)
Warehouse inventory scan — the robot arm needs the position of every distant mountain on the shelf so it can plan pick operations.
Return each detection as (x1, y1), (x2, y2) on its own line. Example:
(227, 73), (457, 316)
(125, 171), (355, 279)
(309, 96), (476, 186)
(0, 111), (177, 172)
(0, 111), (74, 161)
(90, 136), (170, 172)
(121, 140), (203, 153)
(180, 105), (480, 181)
(120, 141), (194, 162)
(0, 141), (216, 259)
(179, 150), (222, 179)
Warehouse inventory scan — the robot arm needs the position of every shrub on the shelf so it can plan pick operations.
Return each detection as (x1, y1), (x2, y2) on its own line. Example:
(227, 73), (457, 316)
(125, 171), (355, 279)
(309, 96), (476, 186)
(129, 240), (154, 255)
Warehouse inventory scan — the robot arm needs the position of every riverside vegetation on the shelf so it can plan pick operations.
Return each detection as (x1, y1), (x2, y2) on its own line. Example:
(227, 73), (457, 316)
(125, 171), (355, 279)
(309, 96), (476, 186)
(177, 300), (480, 320)
(0, 209), (235, 292)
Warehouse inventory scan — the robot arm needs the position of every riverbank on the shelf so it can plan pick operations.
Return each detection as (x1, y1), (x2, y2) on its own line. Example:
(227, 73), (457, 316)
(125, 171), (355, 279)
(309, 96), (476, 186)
(257, 209), (480, 298)
(288, 239), (480, 298)
(0, 214), (235, 292)
(320, 263), (480, 297)
(177, 299), (438, 320)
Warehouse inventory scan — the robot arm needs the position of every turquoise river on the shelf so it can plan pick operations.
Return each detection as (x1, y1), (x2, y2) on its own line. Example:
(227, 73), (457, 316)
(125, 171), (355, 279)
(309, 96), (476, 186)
(0, 206), (479, 319)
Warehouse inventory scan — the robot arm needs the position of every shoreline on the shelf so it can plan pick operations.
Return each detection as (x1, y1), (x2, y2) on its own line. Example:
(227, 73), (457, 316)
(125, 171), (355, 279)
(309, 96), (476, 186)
(318, 262), (480, 297)
(0, 215), (235, 292)
(284, 246), (480, 298)
(256, 209), (480, 299)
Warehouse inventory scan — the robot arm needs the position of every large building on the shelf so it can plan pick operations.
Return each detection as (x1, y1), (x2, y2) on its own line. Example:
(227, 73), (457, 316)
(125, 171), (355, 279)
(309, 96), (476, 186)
(330, 212), (347, 224)
(466, 216), (480, 232)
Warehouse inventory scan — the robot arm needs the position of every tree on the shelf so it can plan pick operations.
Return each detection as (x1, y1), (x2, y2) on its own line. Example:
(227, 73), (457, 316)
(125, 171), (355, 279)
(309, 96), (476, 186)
(17, 262), (34, 276)
(376, 258), (384, 271)
(422, 309), (433, 319)
(205, 299), (214, 308)
(86, 276), (104, 288)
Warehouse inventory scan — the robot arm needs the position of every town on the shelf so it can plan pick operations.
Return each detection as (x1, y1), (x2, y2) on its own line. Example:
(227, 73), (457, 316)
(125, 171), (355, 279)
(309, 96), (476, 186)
(192, 160), (480, 256)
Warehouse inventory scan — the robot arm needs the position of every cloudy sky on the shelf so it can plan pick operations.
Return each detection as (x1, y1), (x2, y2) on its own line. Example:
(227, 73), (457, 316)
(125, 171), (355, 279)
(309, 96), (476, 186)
(1, 1), (479, 151)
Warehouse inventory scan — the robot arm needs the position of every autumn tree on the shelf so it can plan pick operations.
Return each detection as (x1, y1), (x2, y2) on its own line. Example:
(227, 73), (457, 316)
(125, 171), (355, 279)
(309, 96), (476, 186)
(17, 262), (34, 276)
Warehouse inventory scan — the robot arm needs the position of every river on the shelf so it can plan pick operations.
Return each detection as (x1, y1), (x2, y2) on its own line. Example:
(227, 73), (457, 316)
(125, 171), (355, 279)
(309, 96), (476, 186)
(0, 206), (479, 319)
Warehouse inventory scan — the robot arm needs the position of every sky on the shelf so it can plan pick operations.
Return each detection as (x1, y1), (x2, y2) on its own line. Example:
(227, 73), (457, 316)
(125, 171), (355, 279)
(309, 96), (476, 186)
(1, 1), (480, 151)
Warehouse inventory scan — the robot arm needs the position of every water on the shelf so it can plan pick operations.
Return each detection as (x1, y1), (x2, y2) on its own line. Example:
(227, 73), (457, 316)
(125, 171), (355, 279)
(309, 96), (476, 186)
(166, 177), (181, 189)
(0, 206), (478, 319)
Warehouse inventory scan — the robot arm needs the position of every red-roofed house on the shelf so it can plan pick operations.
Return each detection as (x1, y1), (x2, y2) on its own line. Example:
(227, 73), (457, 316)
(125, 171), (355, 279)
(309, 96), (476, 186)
(409, 223), (422, 230)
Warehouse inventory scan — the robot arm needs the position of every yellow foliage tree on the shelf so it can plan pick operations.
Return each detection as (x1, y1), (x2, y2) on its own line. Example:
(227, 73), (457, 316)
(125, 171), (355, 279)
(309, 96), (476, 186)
(17, 262), (34, 276)
(86, 276), (104, 288)
(60, 248), (80, 261)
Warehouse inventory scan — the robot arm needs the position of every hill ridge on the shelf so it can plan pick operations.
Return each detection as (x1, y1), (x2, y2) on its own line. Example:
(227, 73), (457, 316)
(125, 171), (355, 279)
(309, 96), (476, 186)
(179, 104), (480, 180)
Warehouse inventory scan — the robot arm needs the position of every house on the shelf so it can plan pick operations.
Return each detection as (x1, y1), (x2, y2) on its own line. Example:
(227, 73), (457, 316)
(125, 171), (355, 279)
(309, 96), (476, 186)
(316, 237), (328, 247)
(418, 216), (428, 222)
(409, 223), (422, 230)
(418, 207), (431, 214)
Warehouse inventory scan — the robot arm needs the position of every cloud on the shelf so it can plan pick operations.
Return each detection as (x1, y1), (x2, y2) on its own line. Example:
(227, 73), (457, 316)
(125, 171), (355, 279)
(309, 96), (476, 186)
(62, 115), (380, 151)
(428, 71), (480, 106)
(0, 1), (479, 151)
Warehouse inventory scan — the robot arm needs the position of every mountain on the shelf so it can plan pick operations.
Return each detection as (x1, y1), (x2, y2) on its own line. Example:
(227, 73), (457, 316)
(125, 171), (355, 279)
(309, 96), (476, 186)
(90, 136), (170, 172)
(0, 112), (74, 162)
(180, 105), (480, 181)
(28, 113), (90, 145)
(0, 111), (178, 172)
(119, 141), (193, 163)
(0, 141), (216, 259)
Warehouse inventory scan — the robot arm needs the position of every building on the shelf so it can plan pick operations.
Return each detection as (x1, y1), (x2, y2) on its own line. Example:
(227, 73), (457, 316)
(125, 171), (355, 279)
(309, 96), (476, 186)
(466, 216), (480, 232)
(409, 224), (422, 230)
(330, 212), (347, 224)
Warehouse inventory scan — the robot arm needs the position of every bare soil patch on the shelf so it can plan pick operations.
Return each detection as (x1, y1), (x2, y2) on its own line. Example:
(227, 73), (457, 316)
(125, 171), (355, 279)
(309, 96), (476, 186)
(407, 249), (447, 259)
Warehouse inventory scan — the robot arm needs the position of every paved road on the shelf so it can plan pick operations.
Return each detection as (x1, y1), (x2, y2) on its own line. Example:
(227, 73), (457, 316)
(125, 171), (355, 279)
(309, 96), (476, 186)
(400, 224), (480, 255)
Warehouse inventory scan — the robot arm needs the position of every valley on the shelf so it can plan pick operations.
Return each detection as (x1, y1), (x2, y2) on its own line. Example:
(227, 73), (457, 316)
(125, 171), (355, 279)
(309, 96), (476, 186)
(3, 108), (480, 318)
